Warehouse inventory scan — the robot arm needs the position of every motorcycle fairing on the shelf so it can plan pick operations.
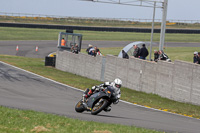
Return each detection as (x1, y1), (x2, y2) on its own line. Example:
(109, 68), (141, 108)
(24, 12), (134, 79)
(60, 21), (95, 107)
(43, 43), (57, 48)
(87, 91), (108, 108)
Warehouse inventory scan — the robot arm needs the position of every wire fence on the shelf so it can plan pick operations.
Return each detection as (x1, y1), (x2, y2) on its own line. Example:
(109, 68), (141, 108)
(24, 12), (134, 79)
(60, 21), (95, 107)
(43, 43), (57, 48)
(0, 12), (200, 26)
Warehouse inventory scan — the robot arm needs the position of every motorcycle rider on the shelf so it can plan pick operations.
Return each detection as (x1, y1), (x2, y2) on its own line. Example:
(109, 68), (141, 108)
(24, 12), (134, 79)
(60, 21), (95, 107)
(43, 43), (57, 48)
(82, 78), (122, 112)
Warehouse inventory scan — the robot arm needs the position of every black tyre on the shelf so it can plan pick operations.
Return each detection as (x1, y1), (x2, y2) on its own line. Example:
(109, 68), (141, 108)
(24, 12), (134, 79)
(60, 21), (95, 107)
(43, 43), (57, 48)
(91, 99), (108, 115)
(75, 100), (85, 113)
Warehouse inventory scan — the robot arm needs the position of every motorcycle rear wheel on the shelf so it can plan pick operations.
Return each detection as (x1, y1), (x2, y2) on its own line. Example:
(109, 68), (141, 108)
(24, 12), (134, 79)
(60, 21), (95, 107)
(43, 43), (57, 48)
(75, 100), (85, 113)
(91, 99), (108, 115)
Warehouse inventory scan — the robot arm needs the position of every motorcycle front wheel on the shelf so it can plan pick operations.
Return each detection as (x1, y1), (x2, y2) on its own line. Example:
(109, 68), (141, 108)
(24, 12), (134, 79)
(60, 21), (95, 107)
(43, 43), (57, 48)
(91, 99), (108, 115)
(75, 100), (85, 113)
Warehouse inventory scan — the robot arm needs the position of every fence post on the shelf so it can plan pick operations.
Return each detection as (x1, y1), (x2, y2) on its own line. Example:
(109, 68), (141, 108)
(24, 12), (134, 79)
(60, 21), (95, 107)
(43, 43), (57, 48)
(100, 57), (106, 82)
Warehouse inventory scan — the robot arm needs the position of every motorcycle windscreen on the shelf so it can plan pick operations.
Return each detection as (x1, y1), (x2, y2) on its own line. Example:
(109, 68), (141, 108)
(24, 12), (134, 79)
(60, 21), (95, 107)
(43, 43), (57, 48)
(106, 86), (119, 101)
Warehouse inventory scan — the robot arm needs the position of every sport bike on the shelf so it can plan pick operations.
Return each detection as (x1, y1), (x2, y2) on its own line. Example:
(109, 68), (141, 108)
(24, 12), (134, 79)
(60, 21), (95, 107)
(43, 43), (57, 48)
(75, 86), (117, 115)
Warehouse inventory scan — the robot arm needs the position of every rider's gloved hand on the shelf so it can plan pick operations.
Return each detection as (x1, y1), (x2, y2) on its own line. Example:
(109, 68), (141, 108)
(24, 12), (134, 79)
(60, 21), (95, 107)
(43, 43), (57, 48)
(83, 94), (88, 98)
(92, 85), (101, 91)
(91, 86), (96, 91)
(95, 86), (100, 91)
(116, 94), (121, 99)
(88, 90), (93, 95)
(113, 99), (119, 104)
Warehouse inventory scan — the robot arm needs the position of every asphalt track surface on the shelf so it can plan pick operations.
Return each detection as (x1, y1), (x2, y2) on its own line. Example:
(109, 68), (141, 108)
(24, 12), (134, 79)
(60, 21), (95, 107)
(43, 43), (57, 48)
(0, 40), (200, 132)
(0, 40), (200, 58)
(0, 61), (200, 133)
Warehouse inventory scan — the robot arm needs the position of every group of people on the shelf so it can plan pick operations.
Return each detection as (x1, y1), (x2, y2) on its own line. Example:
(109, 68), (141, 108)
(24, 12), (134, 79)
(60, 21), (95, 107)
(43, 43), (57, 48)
(70, 44), (79, 54)
(193, 51), (200, 64)
(61, 38), (103, 56)
(122, 44), (171, 62)
(86, 44), (102, 57)
(61, 38), (80, 54)
(122, 44), (149, 60)
(133, 44), (149, 60)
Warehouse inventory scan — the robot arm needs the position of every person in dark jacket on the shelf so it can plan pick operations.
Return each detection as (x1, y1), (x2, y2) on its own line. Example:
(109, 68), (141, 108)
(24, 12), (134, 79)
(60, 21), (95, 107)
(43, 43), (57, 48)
(139, 44), (149, 60)
(193, 51), (198, 63)
(86, 44), (93, 55)
(94, 46), (102, 56)
(73, 44), (79, 54)
(154, 50), (159, 62)
(197, 52), (200, 64)
(133, 45), (140, 58)
(158, 50), (171, 62)
(122, 50), (129, 59)
(90, 49), (96, 57)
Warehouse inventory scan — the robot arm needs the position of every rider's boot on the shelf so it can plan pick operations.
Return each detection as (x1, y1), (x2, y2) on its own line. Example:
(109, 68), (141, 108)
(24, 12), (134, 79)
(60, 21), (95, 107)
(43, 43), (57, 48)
(104, 106), (111, 112)
(82, 95), (87, 107)
(82, 92), (89, 105)
(82, 98), (92, 111)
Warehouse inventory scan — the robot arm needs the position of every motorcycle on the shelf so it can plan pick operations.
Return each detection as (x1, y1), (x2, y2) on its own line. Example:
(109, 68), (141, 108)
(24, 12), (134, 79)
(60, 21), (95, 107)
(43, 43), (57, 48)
(75, 86), (117, 115)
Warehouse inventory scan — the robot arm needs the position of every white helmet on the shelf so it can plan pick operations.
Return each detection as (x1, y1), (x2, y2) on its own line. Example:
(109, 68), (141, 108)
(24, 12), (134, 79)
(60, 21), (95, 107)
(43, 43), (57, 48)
(113, 78), (122, 89)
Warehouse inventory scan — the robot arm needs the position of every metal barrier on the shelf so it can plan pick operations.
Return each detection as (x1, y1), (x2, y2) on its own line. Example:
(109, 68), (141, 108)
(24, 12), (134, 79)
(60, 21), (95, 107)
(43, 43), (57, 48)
(1, 22), (200, 34)
(1, 12), (200, 24)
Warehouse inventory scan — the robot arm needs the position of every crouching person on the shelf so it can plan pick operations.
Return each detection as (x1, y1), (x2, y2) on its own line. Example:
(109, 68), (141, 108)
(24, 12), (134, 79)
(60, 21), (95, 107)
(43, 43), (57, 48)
(158, 50), (171, 62)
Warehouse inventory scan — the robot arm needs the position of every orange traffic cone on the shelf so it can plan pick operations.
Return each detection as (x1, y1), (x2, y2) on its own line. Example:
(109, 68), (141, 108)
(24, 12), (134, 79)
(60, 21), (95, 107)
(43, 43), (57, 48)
(16, 45), (19, 51)
(35, 46), (38, 52)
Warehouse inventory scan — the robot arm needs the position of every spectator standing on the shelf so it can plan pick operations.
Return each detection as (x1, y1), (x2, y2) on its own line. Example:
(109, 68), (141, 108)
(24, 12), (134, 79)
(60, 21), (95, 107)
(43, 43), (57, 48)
(122, 50), (129, 59)
(61, 38), (66, 46)
(86, 44), (93, 54)
(193, 51), (198, 63)
(154, 50), (159, 62)
(139, 44), (149, 60)
(133, 45), (140, 58)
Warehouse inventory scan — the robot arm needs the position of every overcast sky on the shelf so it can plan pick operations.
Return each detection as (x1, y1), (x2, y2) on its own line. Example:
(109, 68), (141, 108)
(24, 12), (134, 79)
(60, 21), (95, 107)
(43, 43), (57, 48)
(0, 0), (199, 20)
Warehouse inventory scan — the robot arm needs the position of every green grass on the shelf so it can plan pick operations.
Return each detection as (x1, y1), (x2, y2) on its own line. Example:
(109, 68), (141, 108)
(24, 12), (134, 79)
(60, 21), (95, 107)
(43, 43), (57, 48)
(162, 47), (199, 62)
(0, 54), (200, 120)
(0, 27), (65, 40)
(0, 106), (161, 133)
(1, 27), (200, 42)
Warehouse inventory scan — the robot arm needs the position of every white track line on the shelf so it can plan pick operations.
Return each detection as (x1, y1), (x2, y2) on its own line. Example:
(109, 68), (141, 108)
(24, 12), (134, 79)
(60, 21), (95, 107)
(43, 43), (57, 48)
(0, 61), (199, 120)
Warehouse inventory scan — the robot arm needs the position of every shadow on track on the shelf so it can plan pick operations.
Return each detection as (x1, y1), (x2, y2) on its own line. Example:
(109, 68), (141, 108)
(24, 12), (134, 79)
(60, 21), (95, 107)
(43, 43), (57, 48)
(81, 112), (132, 120)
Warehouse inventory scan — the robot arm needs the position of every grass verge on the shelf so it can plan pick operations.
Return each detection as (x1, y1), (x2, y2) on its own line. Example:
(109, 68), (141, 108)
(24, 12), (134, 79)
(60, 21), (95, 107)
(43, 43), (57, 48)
(0, 106), (161, 133)
(1, 27), (200, 43)
(0, 54), (200, 120)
